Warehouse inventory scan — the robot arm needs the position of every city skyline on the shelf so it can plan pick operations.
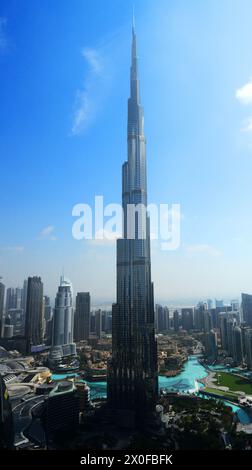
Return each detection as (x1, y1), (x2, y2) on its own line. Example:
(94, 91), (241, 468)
(1, 0), (252, 301)
(1, 2), (252, 455)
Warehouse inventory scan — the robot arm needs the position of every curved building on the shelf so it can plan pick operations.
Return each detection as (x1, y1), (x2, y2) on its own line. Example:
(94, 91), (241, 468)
(52, 276), (74, 347)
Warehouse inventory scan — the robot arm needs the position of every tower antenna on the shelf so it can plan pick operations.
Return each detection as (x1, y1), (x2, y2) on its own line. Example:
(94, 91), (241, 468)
(132, 4), (135, 31)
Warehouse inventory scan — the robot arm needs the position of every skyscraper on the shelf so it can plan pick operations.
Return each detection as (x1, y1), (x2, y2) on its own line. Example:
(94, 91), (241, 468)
(0, 282), (5, 337)
(204, 329), (218, 361)
(215, 299), (224, 309)
(44, 295), (52, 321)
(233, 325), (243, 365)
(25, 276), (44, 353)
(203, 310), (212, 333)
(194, 305), (205, 331)
(52, 276), (74, 347)
(21, 279), (28, 313)
(74, 292), (90, 341)
(244, 329), (252, 370)
(241, 293), (252, 327)
(107, 21), (158, 416)
(173, 310), (180, 332)
(156, 305), (170, 333)
(44, 295), (52, 345)
(207, 299), (213, 310)
(5, 287), (21, 312)
(95, 309), (102, 339)
(181, 308), (194, 331)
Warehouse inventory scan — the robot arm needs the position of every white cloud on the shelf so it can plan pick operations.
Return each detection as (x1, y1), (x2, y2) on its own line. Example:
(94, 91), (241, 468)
(82, 47), (103, 74)
(71, 47), (105, 136)
(186, 244), (222, 256)
(236, 79), (252, 105)
(241, 116), (252, 133)
(0, 17), (7, 53)
(38, 225), (57, 241)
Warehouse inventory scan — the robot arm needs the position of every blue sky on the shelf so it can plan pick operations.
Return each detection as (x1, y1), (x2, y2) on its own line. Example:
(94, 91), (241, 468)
(1, 0), (252, 303)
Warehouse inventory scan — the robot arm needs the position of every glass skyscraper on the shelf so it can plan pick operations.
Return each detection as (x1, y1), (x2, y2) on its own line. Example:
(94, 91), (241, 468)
(52, 276), (74, 346)
(25, 276), (44, 353)
(242, 293), (252, 327)
(107, 22), (158, 416)
(74, 292), (90, 341)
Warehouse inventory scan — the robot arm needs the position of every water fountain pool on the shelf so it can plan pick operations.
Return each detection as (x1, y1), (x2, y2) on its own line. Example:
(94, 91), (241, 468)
(51, 355), (252, 424)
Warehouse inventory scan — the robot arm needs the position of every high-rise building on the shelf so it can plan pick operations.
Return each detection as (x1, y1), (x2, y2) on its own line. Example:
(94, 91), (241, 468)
(227, 318), (235, 357)
(52, 276), (74, 346)
(15, 287), (22, 309)
(156, 305), (170, 333)
(6, 287), (22, 312)
(43, 295), (52, 343)
(44, 295), (52, 321)
(220, 314), (228, 350)
(100, 310), (112, 334)
(207, 299), (213, 310)
(95, 309), (102, 339)
(212, 309), (219, 329)
(25, 276), (44, 353)
(107, 22), (158, 416)
(244, 329), (252, 370)
(21, 279), (28, 334)
(5, 288), (14, 313)
(233, 326), (243, 365)
(74, 292), (90, 341)
(203, 310), (212, 333)
(231, 299), (239, 312)
(204, 330), (218, 361)
(21, 279), (28, 312)
(0, 282), (5, 337)
(173, 310), (180, 332)
(194, 305), (204, 331)
(164, 306), (170, 331)
(219, 311), (240, 354)
(101, 310), (112, 333)
(45, 317), (53, 346)
(42, 381), (80, 440)
(241, 293), (252, 327)
(226, 317), (242, 360)
(215, 299), (224, 309)
(156, 305), (163, 332)
(90, 311), (95, 333)
(181, 308), (194, 331)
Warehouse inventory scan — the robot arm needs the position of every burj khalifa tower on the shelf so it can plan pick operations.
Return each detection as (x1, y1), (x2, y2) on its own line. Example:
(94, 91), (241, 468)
(107, 19), (158, 417)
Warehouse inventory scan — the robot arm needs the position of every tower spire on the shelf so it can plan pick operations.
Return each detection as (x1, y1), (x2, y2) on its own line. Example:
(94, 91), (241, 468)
(132, 4), (135, 33)
(130, 8), (139, 103)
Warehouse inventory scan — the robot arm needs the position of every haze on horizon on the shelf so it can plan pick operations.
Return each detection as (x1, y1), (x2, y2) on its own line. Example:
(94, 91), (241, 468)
(1, 0), (252, 303)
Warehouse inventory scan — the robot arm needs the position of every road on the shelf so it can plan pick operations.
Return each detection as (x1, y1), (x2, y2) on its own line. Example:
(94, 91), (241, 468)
(12, 395), (45, 448)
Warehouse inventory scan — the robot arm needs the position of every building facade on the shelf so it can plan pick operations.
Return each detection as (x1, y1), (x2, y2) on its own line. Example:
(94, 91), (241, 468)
(181, 308), (194, 331)
(52, 276), (74, 347)
(25, 276), (44, 353)
(95, 309), (102, 340)
(0, 283), (5, 337)
(74, 292), (90, 341)
(107, 22), (158, 415)
(242, 293), (252, 327)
